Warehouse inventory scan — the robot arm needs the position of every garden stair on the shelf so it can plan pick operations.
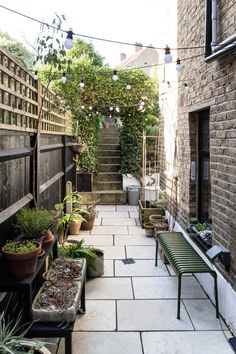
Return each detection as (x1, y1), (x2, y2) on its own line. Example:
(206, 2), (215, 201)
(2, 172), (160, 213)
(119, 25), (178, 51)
(82, 128), (126, 205)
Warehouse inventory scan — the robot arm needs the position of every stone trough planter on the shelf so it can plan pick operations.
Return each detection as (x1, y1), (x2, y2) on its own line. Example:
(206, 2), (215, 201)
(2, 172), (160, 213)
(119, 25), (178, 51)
(32, 258), (86, 322)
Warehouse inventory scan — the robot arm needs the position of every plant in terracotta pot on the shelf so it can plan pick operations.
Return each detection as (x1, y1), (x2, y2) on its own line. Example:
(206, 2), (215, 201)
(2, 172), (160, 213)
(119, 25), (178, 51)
(81, 205), (97, 231)
(14, 208), (54, 246)
(0, 309), (52, 353)
(59, 240), (104, 278)
(2, 240), (41, 278)
(55, 192), (88, 243)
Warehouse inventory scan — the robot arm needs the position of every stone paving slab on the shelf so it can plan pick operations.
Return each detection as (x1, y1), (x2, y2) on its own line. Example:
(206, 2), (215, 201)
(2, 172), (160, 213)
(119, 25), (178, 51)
(115, 234), (155, 246)
(91, 225), (128, 234)
(141, 331), (233, 354)
(86, 278), (133, 299)
(126, 245), (156, 259)
(98, 211), (129, 218)
(68, 234), (113, 245)
(116, 205), (138, 211)
(75, 300), (116, 331)
(117, 299), (194, 330)
(103, 259), (114, 277)
(94, 217), (102, 226)
(58, 332), (143, 354)
(183, 299), (227, 330)
(102, 217), (136, 226)
(129, 211), (139, 218)
(128, 225), (146, 235)
(93, 245), (125, 259)
(115, 259), (168, 277)
(133, 276), (208, 299)
(96, 205), (116, 211)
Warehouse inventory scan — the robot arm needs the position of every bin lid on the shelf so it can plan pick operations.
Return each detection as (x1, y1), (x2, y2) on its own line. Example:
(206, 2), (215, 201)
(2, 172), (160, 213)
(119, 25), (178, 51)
(126, 185), (141, 191)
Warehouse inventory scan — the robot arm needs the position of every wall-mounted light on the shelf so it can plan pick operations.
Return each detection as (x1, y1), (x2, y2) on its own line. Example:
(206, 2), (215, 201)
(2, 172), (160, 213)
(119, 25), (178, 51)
(64, 28), (74, 50)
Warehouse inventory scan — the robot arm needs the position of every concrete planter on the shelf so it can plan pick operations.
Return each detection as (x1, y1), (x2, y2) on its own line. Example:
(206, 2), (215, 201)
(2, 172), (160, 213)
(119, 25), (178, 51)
(138, 200), (165, 228)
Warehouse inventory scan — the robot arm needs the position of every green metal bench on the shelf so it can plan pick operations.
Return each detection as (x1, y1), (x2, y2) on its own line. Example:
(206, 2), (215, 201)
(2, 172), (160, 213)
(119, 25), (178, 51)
(155, 231), (219, 319)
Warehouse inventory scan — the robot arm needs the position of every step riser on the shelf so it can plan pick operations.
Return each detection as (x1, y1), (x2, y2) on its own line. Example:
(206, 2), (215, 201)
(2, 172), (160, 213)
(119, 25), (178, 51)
(98, 144), (120, 151)
(97, 150), (121, 157)
(99, 164), (120, 172)
(98, 157), (121, 164)
(94, 183), (123, 190)
(82, 192), (126, 205)
(99, 138), (120, 144)
(96, 173), (122, 182)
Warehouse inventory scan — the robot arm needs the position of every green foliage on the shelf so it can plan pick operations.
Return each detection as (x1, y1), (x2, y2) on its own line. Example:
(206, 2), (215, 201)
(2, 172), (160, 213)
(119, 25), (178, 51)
(67, 39), (104, 67)
(194, 223), (208, 232)
(189, 217), (199, 225)
(0, 31), (34, 69)
(58, 240), (103, 270)
(14, 208), (53, 239)
(2, 240), (38, 254)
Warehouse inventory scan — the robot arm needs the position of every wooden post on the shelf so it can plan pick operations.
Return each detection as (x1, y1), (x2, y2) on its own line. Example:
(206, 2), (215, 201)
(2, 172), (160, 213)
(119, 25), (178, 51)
(62, 135), (67, 201)
(66, 181), (72, 214)
(35, 79), (42, 207)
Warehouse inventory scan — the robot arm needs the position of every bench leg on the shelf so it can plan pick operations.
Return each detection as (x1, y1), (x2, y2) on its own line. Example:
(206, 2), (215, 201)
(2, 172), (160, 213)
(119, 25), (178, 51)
(65, 332), (72, 354)
(155, 241), (158, 266)
(177, 274), (182, 319)
(213, 274), (219, 318)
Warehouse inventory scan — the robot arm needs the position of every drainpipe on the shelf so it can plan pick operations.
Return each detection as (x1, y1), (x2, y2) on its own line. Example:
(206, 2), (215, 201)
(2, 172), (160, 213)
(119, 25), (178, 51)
(211, 0), (217, 51)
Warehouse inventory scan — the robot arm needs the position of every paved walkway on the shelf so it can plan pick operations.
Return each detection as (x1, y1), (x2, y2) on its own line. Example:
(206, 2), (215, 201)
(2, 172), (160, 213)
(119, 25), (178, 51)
(56, 205), (233, 354)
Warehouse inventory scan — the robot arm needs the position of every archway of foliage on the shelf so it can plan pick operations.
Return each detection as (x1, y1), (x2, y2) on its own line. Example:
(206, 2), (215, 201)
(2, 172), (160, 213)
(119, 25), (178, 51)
(51, 59), (158, 177)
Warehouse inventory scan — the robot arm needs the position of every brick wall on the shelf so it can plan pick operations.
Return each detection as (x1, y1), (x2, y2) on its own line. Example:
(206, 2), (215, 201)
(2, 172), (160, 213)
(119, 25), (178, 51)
(165, 0), (236, 289)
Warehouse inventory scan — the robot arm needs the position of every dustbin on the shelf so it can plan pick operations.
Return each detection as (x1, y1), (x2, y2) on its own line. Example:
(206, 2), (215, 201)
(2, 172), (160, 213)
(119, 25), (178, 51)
(126, 185), (141, 206)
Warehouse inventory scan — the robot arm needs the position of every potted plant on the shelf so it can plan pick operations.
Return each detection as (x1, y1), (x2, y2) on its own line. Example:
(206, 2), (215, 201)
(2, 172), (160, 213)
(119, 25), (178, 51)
(0, 309), (52, 353)
(81, 205), (97, 231)
(69, 122), (87, 155)
(14, 208), (54, 246)
(2, 240), (41, 278)
(139, 188), (166, 228)
(55, 192), (88, 242)
(58, 240), (104, 278)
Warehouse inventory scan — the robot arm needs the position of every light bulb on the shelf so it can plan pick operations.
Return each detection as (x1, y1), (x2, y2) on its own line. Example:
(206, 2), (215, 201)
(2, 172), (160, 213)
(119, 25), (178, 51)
(81, 105), (85, 109)
(176, 59), (183, 71)
(164, 45), (172, 63)
(89, 106), (92, 110)
(109, 107), (113, 111)
(116, 107), (120, 113)
(96, 111), (99, 114)
(112, 70), (118, 81)
(61, 73), (67, 83)
(167, 81), (171, 88)
(64, 28), (74, 50)
(184, 83), (189, 92)
(33, 71), (38, 81)
(126, 84), (131, 90)
(80, 79), (85, 88)
(89, 113), (91, 117)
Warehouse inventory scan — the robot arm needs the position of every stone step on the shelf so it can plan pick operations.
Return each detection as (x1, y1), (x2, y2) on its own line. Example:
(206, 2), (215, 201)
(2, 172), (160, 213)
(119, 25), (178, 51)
(81, 190), (126, 205)
(98, 144), (120, 151)
(97, 150), (121, 157)
(98, 156), (121, 164)
(95, 172), (122, 182)
(100, 128), (120, 134)
(99, 164), (120, 172)
(99, 137), (120, 144)
(94, 181), (123, 190)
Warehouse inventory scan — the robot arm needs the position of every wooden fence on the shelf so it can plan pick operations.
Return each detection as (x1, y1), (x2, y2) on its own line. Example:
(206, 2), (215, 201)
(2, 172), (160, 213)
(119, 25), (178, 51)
(0, 47), (76, 243)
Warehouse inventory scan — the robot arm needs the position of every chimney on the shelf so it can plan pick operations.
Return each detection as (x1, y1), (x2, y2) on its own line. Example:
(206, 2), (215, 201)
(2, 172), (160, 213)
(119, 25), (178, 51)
(120, 53), (127, 61)
(135, 42), (142, 53)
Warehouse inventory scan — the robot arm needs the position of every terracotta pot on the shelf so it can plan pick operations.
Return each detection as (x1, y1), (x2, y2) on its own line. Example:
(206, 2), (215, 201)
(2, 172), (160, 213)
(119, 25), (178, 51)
(81, 214), (96, 230)
(69, 220), (82, 235)
(43, 230), (54, 246)
(2, 241), (41, 279)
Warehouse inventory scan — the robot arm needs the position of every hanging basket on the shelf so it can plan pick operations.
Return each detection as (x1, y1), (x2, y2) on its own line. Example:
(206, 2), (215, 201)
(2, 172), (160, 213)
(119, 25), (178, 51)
(69, 143), (87, 154)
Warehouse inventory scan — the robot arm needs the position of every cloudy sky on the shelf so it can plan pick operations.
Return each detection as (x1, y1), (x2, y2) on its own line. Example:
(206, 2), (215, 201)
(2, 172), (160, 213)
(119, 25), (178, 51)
(0, 0), (176, 66)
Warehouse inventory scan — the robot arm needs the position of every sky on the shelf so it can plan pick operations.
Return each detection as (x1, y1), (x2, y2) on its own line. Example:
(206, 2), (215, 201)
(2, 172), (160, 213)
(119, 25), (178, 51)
(0, 0), (176, 67)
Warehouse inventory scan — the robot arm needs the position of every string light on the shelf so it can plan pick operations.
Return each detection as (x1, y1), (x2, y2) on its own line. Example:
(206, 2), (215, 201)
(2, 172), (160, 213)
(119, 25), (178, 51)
(112, 70), (118, 81)
(184, 83), (189, 93)
(176, 59), (183, 71)
(80, 79), (85, 88)
(33, 71), (38, 80)
(126, 84), (131, 90)
(116, 107), (120, 112)
(89, 106), (92, 110)
(81, 105), (85, 109)
(64, 28), (74, 50)
(164, 45), (172, 63)
(109, 107), (113, 111)
(61, 73), (67, 83)
(167, 81), (171, 88)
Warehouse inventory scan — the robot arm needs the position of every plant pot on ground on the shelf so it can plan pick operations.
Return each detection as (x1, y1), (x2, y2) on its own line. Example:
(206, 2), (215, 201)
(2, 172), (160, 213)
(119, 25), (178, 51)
(58, 240), (104, 278)
(143, 222), (154, 237)
(2, 240), (41, 279)
(138, 200), (165, 228)
(81, 205), (96, 230)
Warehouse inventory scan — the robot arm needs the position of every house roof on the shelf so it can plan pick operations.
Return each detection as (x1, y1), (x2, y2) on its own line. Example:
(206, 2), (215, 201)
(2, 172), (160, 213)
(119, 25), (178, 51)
(120, 47), (147, 68)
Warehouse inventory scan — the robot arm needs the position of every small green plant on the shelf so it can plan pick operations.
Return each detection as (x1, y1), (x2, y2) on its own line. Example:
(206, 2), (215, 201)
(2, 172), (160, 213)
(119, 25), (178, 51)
(2, 240), (39, 254)
(14, 208), (53, 239)
(58, 240), (102, 270)
(189, 217), (199, 225)
(194, 223), (208, 232)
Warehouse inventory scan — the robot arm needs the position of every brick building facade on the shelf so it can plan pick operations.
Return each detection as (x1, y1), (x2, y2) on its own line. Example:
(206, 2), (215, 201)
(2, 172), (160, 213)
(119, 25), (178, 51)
(160, 0), (236, 326)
